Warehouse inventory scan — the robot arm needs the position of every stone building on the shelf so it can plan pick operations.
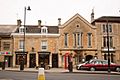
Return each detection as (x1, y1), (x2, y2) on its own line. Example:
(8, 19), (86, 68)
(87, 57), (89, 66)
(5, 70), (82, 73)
(11, 13), (97, 68)
(11, 20), (60, 68)
(1, 13), (120, 68)
(92, 16), (120, 64)
(58, 13), (97, 68)
(0, 25), (17, 67)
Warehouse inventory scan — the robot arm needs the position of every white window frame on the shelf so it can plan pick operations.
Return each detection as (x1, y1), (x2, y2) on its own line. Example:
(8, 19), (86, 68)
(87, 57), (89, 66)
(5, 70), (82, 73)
(19, 26), (26, 33)
(41, 26), (48, 34)
(19, 40), (24, 50)
(41, 40), (48, 51)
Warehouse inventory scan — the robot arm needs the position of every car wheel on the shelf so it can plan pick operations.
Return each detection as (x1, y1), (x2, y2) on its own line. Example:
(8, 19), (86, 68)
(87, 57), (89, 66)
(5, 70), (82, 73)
(76, 66), (81, 70)
(90, 67), (95, 71)
(79, 67), (81, 70)
(116, 67), (120, 72)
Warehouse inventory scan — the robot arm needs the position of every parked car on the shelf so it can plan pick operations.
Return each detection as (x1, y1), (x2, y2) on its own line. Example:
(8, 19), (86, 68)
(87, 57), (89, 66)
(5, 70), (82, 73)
(77, 59), (120, 72)
(76, 61), (88, 70)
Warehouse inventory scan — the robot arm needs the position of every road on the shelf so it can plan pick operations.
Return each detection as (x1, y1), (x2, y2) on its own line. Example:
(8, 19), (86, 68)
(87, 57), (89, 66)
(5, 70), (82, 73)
(0, 71), (120, 80)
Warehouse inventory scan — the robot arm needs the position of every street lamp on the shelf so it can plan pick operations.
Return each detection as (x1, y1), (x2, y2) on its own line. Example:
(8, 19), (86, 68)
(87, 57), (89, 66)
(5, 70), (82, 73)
(106, 20), (111, 73)
(20, 6), (31, 71)
(23, 6), (31, 52)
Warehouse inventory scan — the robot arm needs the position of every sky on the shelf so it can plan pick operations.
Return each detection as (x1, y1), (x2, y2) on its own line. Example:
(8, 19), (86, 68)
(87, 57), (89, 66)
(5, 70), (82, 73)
(0, 0), (120, 25)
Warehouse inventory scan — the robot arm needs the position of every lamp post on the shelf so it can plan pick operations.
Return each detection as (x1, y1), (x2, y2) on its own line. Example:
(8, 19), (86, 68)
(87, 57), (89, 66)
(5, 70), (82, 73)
(106, 20), (111, 73)
(20, 6), (31, 71)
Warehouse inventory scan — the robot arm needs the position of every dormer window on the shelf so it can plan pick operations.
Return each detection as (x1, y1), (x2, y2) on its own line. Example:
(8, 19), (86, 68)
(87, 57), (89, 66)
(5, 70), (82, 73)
(19, 26), (26, 33)
(41, 25), (48, 34)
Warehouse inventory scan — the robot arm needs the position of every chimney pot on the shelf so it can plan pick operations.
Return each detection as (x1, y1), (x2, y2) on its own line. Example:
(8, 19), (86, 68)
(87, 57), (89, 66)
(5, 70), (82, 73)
(38, 20), (42, 28)
(58, 18), (61, 26)
(91, 9), (94, 23)
(17, 19), (22, 27)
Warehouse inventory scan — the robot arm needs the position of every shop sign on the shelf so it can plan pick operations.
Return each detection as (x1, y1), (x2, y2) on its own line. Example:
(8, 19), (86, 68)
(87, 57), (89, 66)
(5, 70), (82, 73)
(0, 52), (11, 55)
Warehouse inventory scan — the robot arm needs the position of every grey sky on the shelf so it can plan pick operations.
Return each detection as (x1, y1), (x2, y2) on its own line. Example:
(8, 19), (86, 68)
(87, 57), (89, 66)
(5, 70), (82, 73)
(0, 0), (120, 25)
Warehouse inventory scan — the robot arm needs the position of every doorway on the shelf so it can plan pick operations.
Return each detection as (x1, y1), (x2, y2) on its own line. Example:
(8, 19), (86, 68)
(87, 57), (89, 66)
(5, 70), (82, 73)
(29, 54), (36, 68)
(39, 53), (49, 68)
(52, 54), (58, 68)
(85, 55), (93, 61)
(5, 56), (12, 67)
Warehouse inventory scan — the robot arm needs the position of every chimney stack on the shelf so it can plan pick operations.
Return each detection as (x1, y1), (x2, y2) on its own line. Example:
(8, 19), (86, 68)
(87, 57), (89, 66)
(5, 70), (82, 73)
(17, 19), (22, 27)
(58, 18), (61, 26)
(91, 9), (94, 23)
(38, 20), (42, 28)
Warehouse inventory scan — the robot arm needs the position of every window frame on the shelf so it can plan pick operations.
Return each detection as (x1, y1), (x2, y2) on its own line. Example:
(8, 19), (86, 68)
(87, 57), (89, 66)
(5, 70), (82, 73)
(3, 42), (10, 50)
(41, 40), (48, 51)
(64, 33), (68, 47)
(41, 26), (48, 34)
(87, 33), (92, 48)
(19, 26), (26, 33)
(19, 40), (24, 50)
(102, 24), (112, 33)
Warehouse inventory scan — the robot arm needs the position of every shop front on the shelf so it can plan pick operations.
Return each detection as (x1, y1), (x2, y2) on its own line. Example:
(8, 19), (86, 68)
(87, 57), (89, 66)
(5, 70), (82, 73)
(15, 51), (27, 67)
(38, 52), (50, 69)
(29, 53), (36, 68)
(0, 52), (13, 67)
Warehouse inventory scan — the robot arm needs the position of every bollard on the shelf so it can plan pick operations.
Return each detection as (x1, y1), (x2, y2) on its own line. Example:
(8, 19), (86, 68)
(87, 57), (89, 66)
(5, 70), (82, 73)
(38, 68), (45, 80)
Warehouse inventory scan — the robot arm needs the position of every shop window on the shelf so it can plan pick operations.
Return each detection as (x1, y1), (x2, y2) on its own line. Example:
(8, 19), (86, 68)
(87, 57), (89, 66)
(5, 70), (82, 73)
(16, 54), (27, 65)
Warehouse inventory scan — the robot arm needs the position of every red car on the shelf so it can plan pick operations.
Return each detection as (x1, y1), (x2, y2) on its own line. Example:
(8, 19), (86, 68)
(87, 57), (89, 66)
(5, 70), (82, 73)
(80, 59), (120, 72)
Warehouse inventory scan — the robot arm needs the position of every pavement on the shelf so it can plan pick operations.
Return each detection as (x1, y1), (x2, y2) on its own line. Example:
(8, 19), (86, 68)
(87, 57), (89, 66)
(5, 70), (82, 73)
(0, 67), (120, 75)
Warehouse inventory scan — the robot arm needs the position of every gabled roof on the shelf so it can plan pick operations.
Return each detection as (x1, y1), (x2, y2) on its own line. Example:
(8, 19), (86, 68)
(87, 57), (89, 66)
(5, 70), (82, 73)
(60, 13), (95, 29)
(15, 25), (59, 34)
(0, 25), (17, 36)
(92, 16), (120, 24)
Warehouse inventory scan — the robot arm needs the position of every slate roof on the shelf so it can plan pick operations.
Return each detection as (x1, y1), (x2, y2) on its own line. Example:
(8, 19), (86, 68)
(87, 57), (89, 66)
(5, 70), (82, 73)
(15, 25), (59, 34)
(0, 25), (17, 36)
(92, 16), (120, 24)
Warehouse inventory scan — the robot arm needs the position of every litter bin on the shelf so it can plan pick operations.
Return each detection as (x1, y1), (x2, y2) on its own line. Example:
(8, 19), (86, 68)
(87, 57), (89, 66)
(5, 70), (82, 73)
(20, 61), (24, 71)
(2, 61), (5, 70)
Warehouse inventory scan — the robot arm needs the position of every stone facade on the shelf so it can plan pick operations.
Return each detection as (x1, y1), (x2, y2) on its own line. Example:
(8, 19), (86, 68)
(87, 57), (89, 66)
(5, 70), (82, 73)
(92, 17), (120, 64)
(0, 25), (17, 67)
(0, 13), (120, 69)
(12, 34), (59, 68)
(58, 13), (97, 68)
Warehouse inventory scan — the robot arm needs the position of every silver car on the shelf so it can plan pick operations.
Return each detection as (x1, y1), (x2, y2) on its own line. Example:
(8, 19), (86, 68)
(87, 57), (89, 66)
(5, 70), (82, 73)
(76, 61), (88, 70)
